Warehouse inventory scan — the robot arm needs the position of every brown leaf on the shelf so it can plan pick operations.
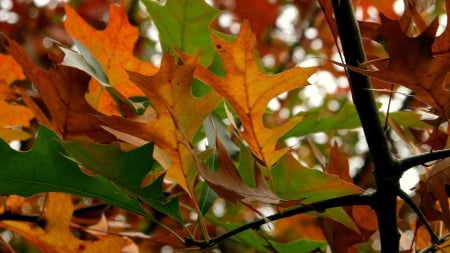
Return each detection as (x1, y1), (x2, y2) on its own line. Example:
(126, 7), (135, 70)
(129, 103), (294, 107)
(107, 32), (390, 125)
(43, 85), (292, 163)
(197, 134), (286, 205)
(0, 193), (126, 253)
(320, 143), (377, 253)
(426, 157), (450, 229)
(327, 142), (352, 182)
(2, 36), (115, 143)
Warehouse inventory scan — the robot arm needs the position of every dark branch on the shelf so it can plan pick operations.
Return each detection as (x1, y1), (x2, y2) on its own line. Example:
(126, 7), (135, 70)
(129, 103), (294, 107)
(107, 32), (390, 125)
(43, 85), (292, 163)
(398, 149), (450, 174)
(185, 193), (374, 249)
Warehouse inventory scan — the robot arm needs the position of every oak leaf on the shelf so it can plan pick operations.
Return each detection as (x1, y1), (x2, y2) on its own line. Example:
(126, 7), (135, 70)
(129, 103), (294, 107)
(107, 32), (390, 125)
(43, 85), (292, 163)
(63, 3), (157, 115)
(101, 53), (222, 196)
(2, 36), (115, 142)
(193, 20), (317, 167)
(0, 193), (127, 253)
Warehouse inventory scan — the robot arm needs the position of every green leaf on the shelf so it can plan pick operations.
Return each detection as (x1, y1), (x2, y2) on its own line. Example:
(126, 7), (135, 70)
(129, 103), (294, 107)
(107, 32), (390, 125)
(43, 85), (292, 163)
(271, 154), (362, 231)
(197, 181), (217, 215)
(60, 138), (183, 223)
(284, 102), (361, 138)
(142, 0), (220, 66)
(389, 111), (432, 129)
(59, 39), (110, 86)
(0, 126), (152, 220)
(269, 239), (327, 252)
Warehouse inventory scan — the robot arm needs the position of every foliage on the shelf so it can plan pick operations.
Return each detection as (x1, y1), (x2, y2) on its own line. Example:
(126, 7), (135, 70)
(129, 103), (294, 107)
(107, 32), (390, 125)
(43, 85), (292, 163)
(0, 0), (448, 252)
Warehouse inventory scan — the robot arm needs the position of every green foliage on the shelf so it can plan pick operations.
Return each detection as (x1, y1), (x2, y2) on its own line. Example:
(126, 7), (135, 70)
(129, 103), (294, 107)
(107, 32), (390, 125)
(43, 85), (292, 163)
(143, 0), (219, 66)
(0, 126), (153, 220)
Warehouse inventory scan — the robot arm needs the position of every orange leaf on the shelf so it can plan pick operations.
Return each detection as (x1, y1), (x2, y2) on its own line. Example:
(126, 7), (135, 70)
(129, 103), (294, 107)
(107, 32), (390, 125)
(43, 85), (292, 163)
(0, 53), (34, 141)
(63, 4), (158, 115)
(0, 193), (126, 253)
(101, 53), (222, 196)
(193, 21), (317, 167)
(0, 53), (25, 87)
(3, 36), (115, 143)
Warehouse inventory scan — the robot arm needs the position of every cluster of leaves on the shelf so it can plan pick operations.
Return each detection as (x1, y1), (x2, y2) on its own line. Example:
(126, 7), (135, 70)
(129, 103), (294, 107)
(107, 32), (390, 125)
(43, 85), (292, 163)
(0, 0), (448, 252)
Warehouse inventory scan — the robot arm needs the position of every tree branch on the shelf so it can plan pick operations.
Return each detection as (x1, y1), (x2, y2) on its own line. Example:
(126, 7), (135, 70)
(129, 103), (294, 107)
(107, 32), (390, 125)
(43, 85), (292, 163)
(331, 0), (401, 252)
(398, 149), (450, 174)
(185, 193), (374, 249)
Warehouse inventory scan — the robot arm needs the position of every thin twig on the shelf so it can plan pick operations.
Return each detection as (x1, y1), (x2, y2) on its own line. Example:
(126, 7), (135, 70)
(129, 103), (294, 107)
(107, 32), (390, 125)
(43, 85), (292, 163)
(398, 190), (440, 244)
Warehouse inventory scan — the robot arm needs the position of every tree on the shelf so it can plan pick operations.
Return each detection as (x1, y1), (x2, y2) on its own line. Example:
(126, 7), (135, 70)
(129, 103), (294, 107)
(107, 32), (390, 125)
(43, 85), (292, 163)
(0, 0), (448, 252)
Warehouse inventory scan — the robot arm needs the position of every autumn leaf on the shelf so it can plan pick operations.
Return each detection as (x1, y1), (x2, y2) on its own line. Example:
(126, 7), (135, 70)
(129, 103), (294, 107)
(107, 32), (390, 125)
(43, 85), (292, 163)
(101, 53), (222, 196)
(346, 14), (450, 119)
(0, 193), (127, 253)
(2, 36), (115, 143)
(0, 53), (33, 142)
(63, 3), (157, 115)
(142, 0), (219, 66)
(193, 20), (317, 167)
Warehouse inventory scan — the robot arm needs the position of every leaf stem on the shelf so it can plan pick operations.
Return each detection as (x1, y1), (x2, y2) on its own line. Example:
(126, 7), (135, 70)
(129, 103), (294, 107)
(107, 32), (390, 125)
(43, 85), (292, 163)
(331, 0), (401, 251)
(185, 193), (374, 249)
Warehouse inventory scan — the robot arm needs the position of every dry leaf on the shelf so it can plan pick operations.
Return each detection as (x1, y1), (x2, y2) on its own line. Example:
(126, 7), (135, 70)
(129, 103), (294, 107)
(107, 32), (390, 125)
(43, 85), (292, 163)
(0, 193), (126, 253)
(2, 36), (115, 143)
(193, 20), (317, 167)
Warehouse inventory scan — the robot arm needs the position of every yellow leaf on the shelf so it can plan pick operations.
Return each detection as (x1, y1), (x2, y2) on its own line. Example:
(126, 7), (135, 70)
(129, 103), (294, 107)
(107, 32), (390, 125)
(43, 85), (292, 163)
(101, 53), (222, 196)
(193, 21), (317, 167)
(0, 193), (126, 253)
(64, 4), (158, 115)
